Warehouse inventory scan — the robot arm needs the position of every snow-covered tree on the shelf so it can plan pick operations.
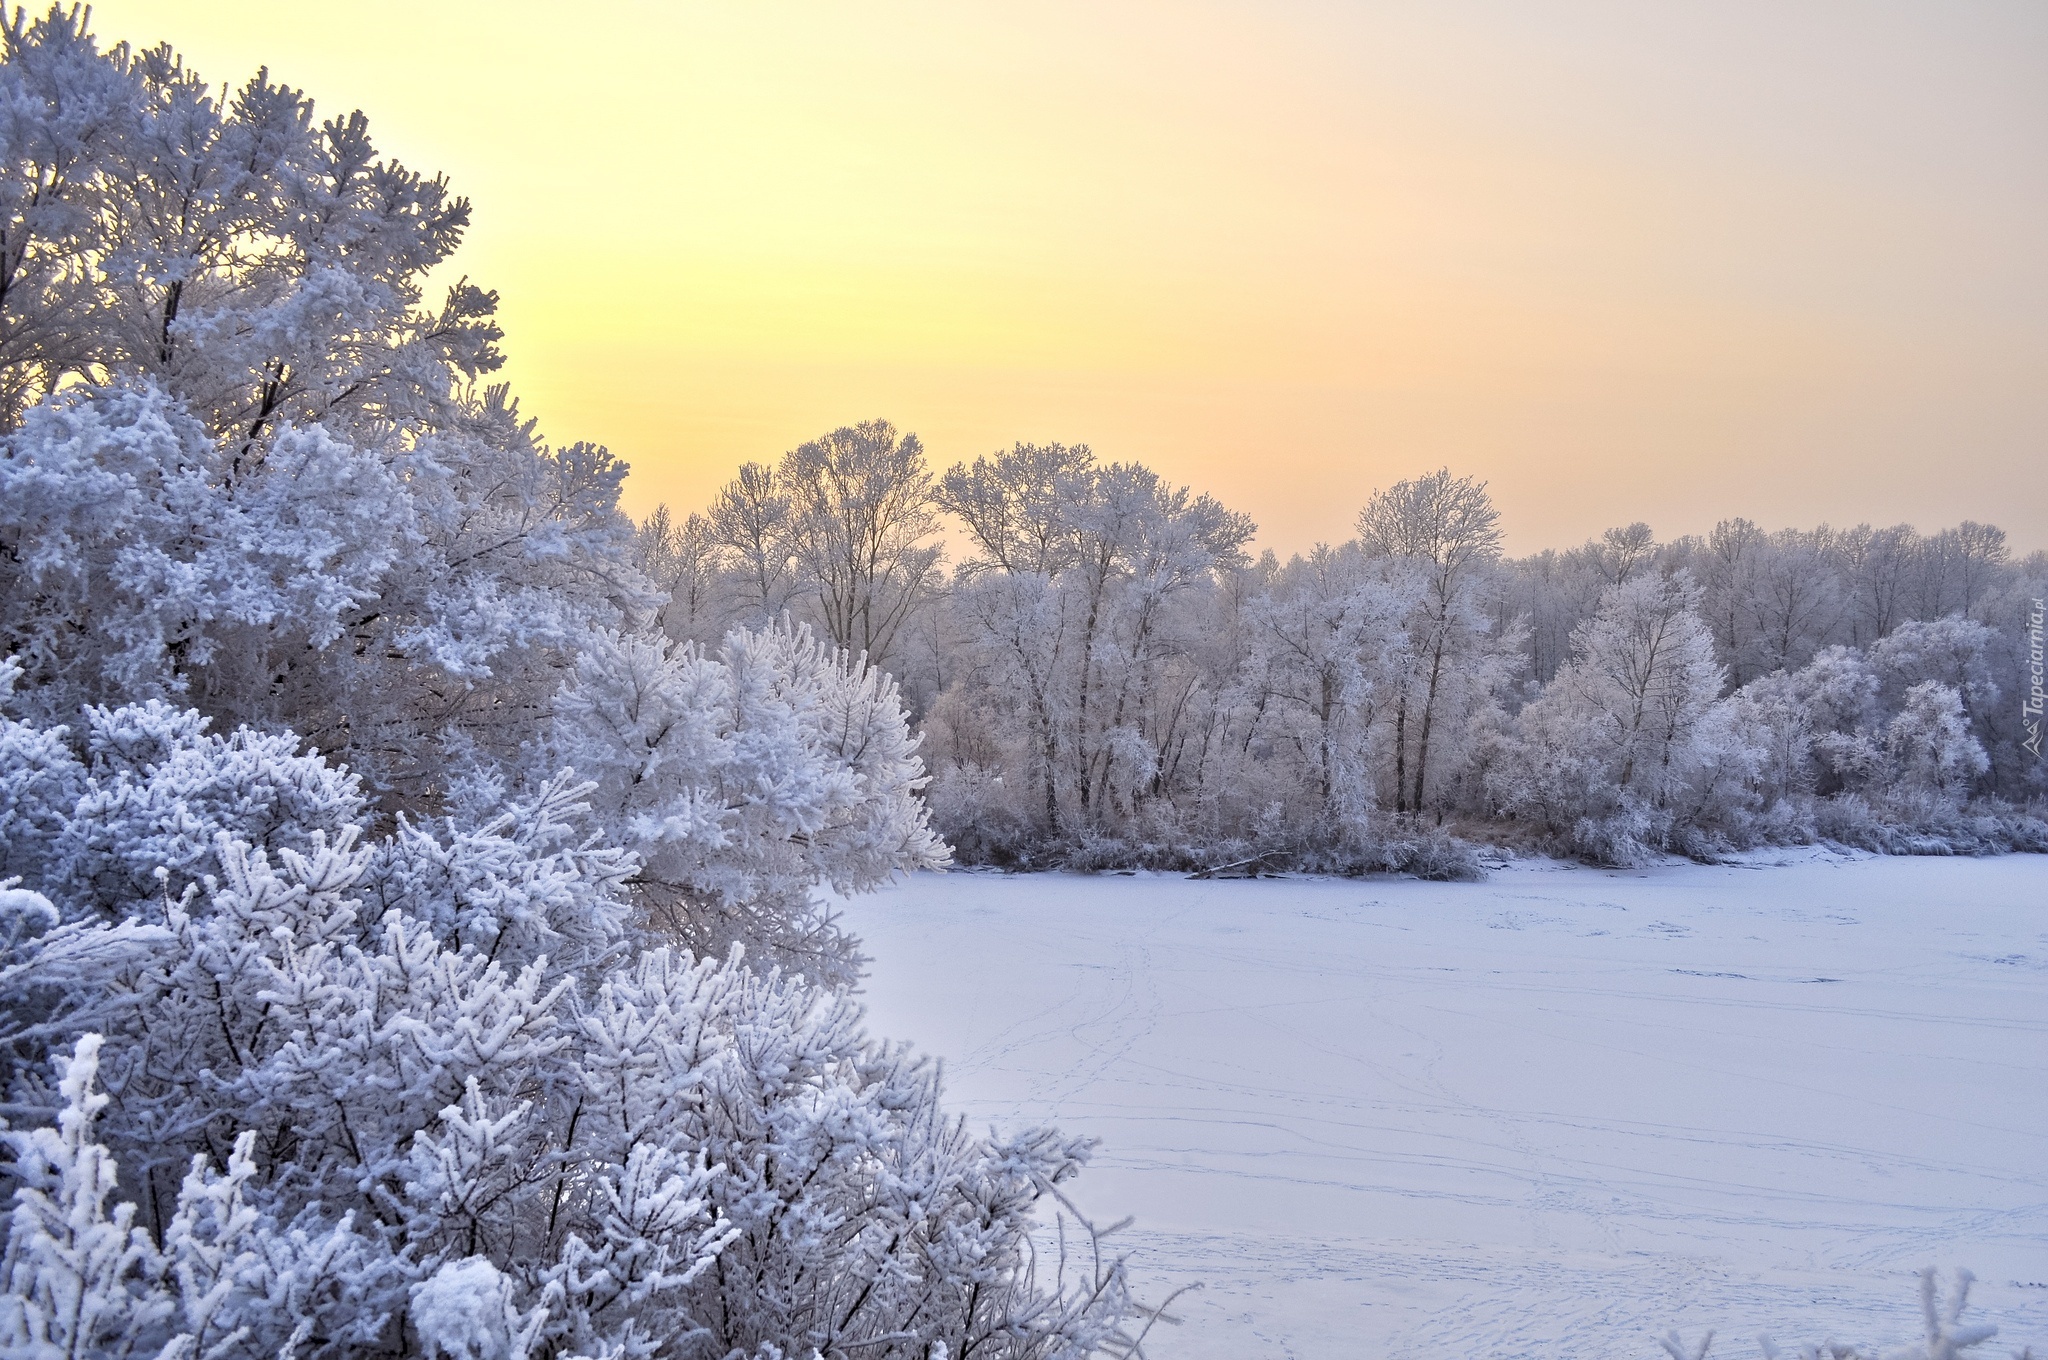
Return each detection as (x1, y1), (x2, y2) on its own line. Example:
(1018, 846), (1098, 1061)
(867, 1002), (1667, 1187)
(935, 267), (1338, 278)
(702, 460), (803, 631)
(926, 443), (1254, 858)
(638, 415), (2043, 866)
(1868, 617), (1997, 723)
(554, 619), (947, 986)
(637, 503), (738, 650)
(1883, 681), (1988, 803)
(1493, 522), (1659, 684)
(0, 9), (136, 424)
(1833, 521), (1921, 645)
(1490, 571), (1740, 861)
(0, 10), (647, 808)
(1236, 543), (1417, 823)
(0, 8), (1198, 1353)
(1356, 468), (1512, 815)
(1721, 670), (1813, 811)
(684, 420), (946, 675)
(0, 5), (500, 446)
(782, 420), (945, 669)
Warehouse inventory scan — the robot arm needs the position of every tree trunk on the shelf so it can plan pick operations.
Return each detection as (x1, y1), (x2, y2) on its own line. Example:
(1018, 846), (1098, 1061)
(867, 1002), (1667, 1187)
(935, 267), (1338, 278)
(1393, 694), (1409, 815)
(1412, 633), (1447, 813)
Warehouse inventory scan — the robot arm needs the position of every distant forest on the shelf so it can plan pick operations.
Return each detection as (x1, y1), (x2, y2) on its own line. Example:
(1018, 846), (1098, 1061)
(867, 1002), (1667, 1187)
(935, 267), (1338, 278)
(641, 426), (2047, 872)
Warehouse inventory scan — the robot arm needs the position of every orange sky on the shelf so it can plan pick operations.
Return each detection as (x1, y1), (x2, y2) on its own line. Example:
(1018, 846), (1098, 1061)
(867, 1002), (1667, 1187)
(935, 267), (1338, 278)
(90, 1), (2048, 555)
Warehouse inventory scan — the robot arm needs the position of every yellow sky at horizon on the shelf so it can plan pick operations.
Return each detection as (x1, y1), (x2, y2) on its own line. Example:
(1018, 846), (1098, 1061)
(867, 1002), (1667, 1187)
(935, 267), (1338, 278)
(87, 1), (2048, 556)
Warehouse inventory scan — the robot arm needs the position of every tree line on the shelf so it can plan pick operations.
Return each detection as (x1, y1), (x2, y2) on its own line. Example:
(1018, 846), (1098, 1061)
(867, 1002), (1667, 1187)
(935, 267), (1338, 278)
(642, 432), (2047, 872)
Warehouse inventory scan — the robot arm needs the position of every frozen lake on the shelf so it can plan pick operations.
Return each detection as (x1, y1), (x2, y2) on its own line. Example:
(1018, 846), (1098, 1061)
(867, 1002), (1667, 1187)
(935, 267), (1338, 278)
(837, 852), (2048, 1359)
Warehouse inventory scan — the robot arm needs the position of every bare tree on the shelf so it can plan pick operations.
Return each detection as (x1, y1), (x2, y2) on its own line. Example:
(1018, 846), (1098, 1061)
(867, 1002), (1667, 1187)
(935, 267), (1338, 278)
(1596, 522), (1658, 583)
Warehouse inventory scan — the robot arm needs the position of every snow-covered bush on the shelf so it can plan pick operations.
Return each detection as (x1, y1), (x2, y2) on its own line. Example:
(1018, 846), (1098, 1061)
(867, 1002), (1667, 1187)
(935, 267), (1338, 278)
(51, 700), (367, 920)
(363, 770), (635, 972)
(0, 694), (1132, 1359)
(554, 619), (948, 986)
(0, 1031), (391, 1360)
(1809, 791), (2048, 857)
(1658, 1268), (2033, 1360)
(1710, 635), (2044, 857)
(0, 659), (82, 884)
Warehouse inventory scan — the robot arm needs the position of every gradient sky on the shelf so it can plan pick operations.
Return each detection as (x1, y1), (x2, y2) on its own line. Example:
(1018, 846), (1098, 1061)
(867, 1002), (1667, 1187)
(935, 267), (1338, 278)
(91, 1), (2048, 555)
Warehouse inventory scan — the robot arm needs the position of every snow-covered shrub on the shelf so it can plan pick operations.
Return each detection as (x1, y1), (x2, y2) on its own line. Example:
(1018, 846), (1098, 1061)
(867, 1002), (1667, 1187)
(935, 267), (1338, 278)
(409, 1257), (547, 1360)
(923, 757), (1044, 868)
(1810, 791), (2048, 857)
(50, 700), (368, 920)
(554, 619), (948, 986)
(1, 490), (929, 978)
(0, 678), (370, 926)
(1379, 824), (1487, 882)
(0, 660), (84, 884)
(364, 770), (635, 972)
(574, 949), (1131, 1359)
(0, 1033), (390, 1360)
(1659, 1268), (2031, 1360)
(0, 1032), (169, 1360)
(0, 694), (1125, 1359)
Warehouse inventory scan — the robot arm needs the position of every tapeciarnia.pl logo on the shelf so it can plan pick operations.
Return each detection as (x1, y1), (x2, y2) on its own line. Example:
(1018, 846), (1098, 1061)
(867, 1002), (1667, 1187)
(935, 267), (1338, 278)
(2025, 597), (2045, 758)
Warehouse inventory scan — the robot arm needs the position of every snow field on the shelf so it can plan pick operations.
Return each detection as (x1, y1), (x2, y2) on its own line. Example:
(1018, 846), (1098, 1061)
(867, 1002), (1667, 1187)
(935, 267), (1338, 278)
(838, 853), (2048, 1358)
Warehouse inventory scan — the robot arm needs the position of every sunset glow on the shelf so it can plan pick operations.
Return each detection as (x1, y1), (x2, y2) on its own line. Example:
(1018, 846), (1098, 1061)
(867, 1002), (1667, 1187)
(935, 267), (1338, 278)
(91, 1), (2048, 552)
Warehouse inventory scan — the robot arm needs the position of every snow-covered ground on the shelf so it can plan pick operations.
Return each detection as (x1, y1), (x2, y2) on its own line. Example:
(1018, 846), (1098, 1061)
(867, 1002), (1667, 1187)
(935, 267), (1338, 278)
(836, 851), (2048, 1359)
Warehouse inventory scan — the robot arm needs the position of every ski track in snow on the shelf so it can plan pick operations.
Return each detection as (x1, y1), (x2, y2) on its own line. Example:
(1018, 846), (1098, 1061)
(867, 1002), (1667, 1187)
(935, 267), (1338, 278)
(834, 851), (2048, 1359)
